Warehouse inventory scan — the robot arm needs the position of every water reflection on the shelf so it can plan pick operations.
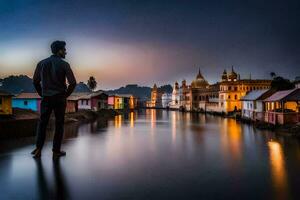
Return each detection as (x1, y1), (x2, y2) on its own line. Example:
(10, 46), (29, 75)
(2, 110), (300, 199)
(220, 119), (242, 162)
(268, 141), (289, 199)
(114, 115), (122, 128)
(35, 159), (69, 200)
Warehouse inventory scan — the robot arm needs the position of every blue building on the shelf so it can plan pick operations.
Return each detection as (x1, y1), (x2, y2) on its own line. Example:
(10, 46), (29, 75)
(12, 93), (41, 112)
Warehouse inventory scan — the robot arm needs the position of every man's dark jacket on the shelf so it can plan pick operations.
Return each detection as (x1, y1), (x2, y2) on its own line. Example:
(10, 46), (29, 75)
(33, 55), (77, 97)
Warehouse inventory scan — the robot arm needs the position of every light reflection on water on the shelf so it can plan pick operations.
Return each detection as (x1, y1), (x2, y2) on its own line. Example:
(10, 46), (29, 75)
(0, 109), (300, 199)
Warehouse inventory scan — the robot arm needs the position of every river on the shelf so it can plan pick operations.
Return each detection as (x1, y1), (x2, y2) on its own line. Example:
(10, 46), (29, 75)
(0, 109), (300, 199)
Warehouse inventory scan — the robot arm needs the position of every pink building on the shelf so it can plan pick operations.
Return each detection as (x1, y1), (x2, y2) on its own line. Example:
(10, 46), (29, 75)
(78, 91), (108, 111)
(264, 88), (300, 125)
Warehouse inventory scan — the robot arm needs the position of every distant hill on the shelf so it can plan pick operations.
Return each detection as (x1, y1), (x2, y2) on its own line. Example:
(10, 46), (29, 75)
(0, 75), (172, 98)
(105, 84), (173, 99)
(0, 75), (35, 94)
(0, 75), (91, 94)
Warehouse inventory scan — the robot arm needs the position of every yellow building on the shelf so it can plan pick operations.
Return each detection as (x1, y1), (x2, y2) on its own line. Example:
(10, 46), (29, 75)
(114, 95), (123, 109)
(0, 90), (13, 115)
(147, 84), (163, 108)
(219, 67), (271, 113)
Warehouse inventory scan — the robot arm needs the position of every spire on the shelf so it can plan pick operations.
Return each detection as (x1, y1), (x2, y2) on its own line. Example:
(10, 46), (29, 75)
(231, 65), (234, 72)
(196, 67), (204, 79)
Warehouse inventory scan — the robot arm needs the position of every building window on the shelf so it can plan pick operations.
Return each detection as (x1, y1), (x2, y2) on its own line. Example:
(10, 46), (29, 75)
(228, 86), (231, 90)
(228, 95), (231, 99)
(234, 87), (238, 91)
(235, 95), (238, 100)
(24, 100), (28, 106)
(194, 96), (197, 101)
(86, 100), (88, 105)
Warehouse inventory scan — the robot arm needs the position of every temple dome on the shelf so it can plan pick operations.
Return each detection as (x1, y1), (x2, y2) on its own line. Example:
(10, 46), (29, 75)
(228, 66), (238, 81)
(191, 69), (209, 88)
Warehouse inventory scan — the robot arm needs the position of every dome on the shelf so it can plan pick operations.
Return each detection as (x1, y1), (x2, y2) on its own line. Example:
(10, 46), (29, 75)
(228, 66), (238, 81)
(191, 69), (209, 88)
(221, 70), (228, 81)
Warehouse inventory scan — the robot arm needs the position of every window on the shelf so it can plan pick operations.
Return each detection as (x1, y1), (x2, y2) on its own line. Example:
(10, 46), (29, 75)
(228, 95), (231, 99)
(86, 100), (88, 105)
(0, 98), (2, 110)
(228, 86), (231, 90)
(24, 100), (28, 106)
(234, 87), (238, 91)
(235, 95), (238, 100)
(194, 96), (197, 101)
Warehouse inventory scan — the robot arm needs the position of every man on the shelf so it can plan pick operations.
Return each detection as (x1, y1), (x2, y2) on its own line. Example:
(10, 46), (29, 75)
(31, 41), (77, 158)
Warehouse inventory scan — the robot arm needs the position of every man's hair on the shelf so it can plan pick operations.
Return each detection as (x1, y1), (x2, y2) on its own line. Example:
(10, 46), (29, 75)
(51, 40), (66, 54)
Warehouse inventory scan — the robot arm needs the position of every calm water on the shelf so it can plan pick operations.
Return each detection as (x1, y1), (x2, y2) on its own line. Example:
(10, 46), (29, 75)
(0, 109), (300, 200)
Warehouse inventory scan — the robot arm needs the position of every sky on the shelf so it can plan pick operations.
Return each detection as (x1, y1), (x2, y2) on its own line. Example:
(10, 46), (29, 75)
(0, 0), (299, 89)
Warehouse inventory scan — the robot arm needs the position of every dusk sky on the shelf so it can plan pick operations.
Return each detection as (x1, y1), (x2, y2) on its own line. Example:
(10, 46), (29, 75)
(0, 0), (299, 89)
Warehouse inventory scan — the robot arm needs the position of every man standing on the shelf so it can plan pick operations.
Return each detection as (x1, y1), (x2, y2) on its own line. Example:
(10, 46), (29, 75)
(31, 41), (77, 158)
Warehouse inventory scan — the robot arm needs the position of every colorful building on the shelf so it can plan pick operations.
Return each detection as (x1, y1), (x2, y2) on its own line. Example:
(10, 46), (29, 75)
(219, 66), (271, 113)
(241, 89), (275, 121)
(264, 88), (300, 125)
(0, 90), (13, 115)
(78, 91), (108, 111)
(12, 93), (41, 112)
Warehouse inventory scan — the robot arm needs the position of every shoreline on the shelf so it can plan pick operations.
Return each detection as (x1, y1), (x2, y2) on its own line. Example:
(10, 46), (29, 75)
(0, 108), (126, 139)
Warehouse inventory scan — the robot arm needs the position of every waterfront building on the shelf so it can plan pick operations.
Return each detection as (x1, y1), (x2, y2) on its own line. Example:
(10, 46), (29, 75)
(114, 95), (124, 109)
(162, 93), (172, 108)
(179, 80), (191, 111)
(190, 69), (210, 111)
(170, 81), (180, 109)
(147, 84), (163, 108)
(66, 95), (79, 113)
(263, 88), (300, 125)
(0, 90), (13, 115)
(219, 66), (271, 113)
(12, 93), (41, 112)
(118, 94), (138, 109)
(78, 91), (108, 111)
(241, 89), (275, 121)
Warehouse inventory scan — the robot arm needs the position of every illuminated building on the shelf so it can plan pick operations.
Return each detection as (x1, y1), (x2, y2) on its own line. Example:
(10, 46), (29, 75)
(241, 89), (275, 121)
(179, 80), (191, 111)
(264, 88), (300, 124)
(219, 66), (271, 113)
(0, 90), (13, 115)
(146, 84), (163, 108)
(190, 69), (219, 111)
(170, 81), (180, 109)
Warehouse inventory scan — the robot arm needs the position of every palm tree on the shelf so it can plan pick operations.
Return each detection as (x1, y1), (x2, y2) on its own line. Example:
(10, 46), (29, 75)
(270, 72), (276, 79)
(87, 76), (97, 91)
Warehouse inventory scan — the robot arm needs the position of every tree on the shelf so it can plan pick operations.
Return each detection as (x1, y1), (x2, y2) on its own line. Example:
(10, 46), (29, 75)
(270, 72), (276, 78)
(271, 76), (294, 91)
(87, 76), (97, 91)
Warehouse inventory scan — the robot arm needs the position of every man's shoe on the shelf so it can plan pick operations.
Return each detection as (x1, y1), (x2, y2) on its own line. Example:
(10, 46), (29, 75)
(31, 148), (38, 155)
(32, 149), (42, 159)
(53, 150), (66, 158)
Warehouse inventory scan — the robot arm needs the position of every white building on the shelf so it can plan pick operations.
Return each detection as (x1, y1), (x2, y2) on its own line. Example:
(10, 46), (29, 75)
(170, 82), (180, 109)
(241, 89), (273, 121)
(162, 93), (172, 108)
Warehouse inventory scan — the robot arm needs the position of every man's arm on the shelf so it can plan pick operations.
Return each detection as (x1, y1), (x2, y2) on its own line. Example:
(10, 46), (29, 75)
(65, 63), (77, 97)
(33, 63), (42, 96)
